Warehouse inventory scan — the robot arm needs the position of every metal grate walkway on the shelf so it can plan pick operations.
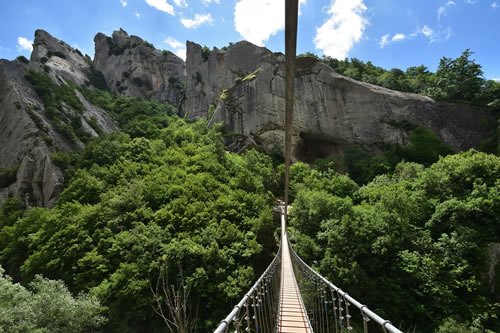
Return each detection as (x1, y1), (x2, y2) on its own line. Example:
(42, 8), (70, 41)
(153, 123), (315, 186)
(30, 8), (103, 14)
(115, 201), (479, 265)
(278, 207), (311, 333)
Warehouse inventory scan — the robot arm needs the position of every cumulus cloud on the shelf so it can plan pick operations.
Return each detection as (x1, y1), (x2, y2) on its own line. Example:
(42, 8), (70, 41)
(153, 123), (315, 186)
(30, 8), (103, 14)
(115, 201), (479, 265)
(492, 2), (499, 8)
(120, 0), (127, 6)
(165, 36), (184, 49)
(234, 0), (307, 47)
(172, 0), (187, 7)
(181, 13), (213, 28)
(136, 12), (141, 18)
(392, 33), (406, 42)
(145, 0), (174, 15)
(17, 37), (33, 52)
(314, 0), (368, 59)
(438, 1), (456, 21)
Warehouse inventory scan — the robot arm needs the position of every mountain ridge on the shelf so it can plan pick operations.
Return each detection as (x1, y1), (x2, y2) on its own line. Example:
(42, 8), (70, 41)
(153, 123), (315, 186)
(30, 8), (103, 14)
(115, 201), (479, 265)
(0, 28), (496, 207)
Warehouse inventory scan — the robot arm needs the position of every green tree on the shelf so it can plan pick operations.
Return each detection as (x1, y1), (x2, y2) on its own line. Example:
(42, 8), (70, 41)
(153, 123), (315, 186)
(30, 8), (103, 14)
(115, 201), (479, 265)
(432, 49), (484, 101)
(0, 266), (104, 332)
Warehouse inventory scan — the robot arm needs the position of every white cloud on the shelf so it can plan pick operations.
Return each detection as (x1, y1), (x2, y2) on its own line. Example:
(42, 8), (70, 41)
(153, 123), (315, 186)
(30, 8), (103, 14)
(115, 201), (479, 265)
(492, 2), (499, 8)
(17, 37), (33, 52)
(164, 37), (186, 60)
(234, 0), (307, 47)
(172, 0), (187, 7)
(174, 48), (186, 60)
(416, 25), (438, 43)
(165, 36), (184, 49)
(438, 0), (455, 21)
(421, 25), (434, 37)
(145, 0), (174, 15)
(392, 33), (406, 42)
(314, 0), (368, 59)
(136, 12), (141, 18)
(378, 33), (405, 48)
(379, 34), (390, 48)
(465, 0), (477, 4)
(381, 25), (438, 49)
(181, 13), (213, 28)
(494, 78), (500, 82)
(120, 0), (127, 6)
(203, 0), (220, 5)
(444, 26), (453, 39)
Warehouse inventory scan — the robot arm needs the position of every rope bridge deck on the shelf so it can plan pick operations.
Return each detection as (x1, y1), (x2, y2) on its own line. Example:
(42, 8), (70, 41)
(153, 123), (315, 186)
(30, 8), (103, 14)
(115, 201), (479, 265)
(213, 205), (404, 333)
(278, 207), (311, 333)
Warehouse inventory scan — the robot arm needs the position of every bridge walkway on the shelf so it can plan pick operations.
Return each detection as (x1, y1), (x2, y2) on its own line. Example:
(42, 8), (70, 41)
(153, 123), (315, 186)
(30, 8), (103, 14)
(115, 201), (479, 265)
(278, 207), (311, 333)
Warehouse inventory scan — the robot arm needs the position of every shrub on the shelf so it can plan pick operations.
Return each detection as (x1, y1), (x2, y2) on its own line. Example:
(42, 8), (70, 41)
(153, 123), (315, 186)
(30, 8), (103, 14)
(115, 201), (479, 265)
(201, 46), (210, 62)
(47, 50), (66, 59)
(143, 40), (154, 48)
(51, 152), (71, 169)
(0, 167), (17, 188)
(16, 56), (29, 64)
(0, 267), (105, 332)
(106, 37), (131, 56)
(42, 136), (54, 146)
(86, 69), (109, 91)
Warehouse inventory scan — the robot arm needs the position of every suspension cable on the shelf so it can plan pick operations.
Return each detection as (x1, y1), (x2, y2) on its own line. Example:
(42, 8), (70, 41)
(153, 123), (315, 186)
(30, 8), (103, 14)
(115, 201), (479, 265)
(284, 0), (299, 229)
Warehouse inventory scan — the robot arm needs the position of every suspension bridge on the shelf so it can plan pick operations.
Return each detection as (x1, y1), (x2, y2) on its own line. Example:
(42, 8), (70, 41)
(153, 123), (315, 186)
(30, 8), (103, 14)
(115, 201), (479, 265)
(213, 204), (403, 333)
(214, 1), (404, 332)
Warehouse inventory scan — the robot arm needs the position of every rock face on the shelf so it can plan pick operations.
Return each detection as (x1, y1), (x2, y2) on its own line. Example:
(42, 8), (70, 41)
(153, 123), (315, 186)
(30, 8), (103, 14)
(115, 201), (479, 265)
(186, 41), (495, 160)
(93, 29), (186, 107)
(0, 30), (117, 208)
(0, 29), (497, 207)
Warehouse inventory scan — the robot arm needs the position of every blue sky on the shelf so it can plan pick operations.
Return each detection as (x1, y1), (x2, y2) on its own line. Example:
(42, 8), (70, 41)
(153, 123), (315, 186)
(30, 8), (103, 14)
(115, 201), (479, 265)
(1, 0), (499, 79)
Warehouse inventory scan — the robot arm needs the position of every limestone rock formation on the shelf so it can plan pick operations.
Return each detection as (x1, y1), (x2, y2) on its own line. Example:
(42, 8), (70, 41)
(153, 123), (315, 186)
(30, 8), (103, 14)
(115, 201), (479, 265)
(186, 41), (495, 161)
(30, 29), (92, 86)
(0, 30), (118, 208)
(93, 28), (186, 107)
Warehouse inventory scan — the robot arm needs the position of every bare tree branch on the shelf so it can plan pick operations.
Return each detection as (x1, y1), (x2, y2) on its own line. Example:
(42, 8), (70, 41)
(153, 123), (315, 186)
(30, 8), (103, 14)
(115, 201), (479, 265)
(151, 263), (197, 333)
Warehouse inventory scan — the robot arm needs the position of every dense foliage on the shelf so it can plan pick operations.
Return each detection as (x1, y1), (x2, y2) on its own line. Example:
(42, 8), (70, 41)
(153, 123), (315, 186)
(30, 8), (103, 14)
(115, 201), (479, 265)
(343, 124), (454, 184)
(0, 266), (104, 332)
(24, 69), (91, 144)
(317, 49), (500, 108)
(289, 151), (500, 332)
(3, 51), (499, 332)
(0, 99), (278, 331)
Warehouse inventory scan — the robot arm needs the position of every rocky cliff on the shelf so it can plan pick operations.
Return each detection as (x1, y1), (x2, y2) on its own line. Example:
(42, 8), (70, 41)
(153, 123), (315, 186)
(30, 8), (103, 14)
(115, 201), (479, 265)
(0, 30), (117, 208)
(93, 28), (186, 107)
(186, 41), (495, 160)
(1, 29), (497, 207)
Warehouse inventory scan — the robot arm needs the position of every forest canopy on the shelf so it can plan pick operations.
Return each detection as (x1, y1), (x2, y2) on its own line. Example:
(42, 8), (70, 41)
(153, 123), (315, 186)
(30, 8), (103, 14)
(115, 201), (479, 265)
(1, 49), (499, 332)
(316, 49), (500, 109)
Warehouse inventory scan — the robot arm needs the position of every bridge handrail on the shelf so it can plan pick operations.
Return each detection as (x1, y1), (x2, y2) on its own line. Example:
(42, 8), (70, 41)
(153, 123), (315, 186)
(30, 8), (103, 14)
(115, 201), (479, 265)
(288, 238), (404, 333)
(213, 242), (282, 333)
